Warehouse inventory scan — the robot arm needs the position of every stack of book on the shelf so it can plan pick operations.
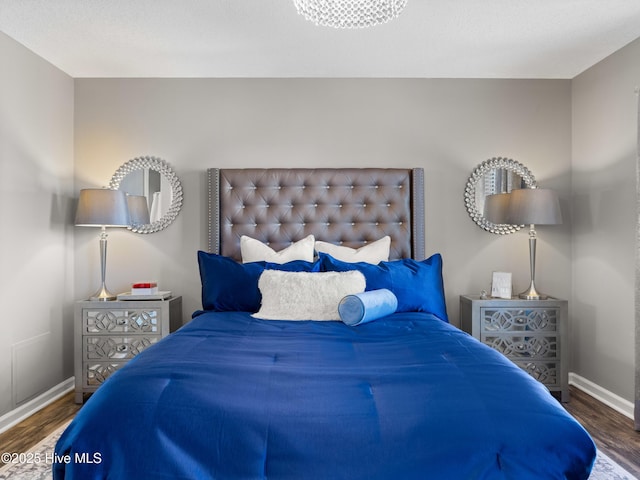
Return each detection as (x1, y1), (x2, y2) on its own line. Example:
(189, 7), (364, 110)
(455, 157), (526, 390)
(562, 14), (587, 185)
(117, 282), (172, 300)
(131, 282), (159, 295)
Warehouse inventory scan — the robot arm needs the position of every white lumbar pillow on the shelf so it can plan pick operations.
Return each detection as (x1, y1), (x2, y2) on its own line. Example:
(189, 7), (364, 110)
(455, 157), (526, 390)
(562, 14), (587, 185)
(241, 234), (315, 264)
(253, 270), (366, 321)
(315, 236), (391, 264)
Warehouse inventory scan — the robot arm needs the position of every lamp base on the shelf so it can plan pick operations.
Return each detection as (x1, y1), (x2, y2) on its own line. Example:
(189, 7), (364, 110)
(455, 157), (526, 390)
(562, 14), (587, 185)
(517, 282), (549, 300)
(519, 227), (549, 300)
(90, 284), (117, 301)
(518, 291), (549, 300)
(90, 228), (117, 301)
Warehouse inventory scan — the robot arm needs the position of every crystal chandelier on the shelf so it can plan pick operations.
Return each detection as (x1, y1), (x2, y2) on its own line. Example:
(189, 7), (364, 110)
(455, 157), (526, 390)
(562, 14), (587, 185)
(293, 0), (407, 29)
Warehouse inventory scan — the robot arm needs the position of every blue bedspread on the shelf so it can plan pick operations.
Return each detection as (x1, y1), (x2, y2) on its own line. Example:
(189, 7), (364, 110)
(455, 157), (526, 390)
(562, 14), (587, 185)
(54, 311), (595, 479)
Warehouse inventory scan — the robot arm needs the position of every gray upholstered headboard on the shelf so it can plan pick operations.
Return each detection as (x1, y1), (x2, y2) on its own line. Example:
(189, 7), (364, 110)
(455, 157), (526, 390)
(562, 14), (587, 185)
(207, 168), (425, 261)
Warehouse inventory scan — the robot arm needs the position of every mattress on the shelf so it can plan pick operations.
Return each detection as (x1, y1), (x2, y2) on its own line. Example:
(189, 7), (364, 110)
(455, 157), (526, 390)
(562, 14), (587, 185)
(54, 310), (595, 479)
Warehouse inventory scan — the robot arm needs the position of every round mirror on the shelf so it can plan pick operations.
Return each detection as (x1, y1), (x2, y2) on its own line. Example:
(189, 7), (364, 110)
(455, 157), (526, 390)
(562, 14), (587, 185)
(109, 156), (183, 234)
(464, 157), (536, 234)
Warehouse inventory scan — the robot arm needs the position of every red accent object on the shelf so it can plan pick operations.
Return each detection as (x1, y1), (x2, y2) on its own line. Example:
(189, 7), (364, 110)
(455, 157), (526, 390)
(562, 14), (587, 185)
(132, 282), (157, 289)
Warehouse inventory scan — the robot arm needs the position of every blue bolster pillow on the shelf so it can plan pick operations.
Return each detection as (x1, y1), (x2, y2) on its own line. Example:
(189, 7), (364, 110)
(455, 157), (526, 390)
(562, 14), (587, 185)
(338, 289), (398, 326)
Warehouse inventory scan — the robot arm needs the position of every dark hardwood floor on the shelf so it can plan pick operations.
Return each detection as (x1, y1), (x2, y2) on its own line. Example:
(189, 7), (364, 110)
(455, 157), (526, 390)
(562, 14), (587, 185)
(0, 392), (82, 468)
(1, 386), (638, 475)
(563, 386), (640, 477)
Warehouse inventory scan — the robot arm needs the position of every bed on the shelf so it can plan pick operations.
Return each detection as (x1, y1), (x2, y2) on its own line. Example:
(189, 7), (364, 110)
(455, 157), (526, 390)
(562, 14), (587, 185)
(54, 168), (596, 479)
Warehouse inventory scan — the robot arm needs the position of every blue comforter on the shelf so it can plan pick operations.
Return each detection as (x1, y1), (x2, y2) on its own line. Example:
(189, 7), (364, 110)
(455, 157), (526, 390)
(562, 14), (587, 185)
(54, 311), (595, 479)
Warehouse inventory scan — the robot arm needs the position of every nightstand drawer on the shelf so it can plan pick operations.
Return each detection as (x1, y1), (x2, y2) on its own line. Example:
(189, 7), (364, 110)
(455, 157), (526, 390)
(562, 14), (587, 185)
(512, 360), (560, 387)
(83, 308), (161, 335)
(481, 334), (559, 360)
(83, 362), (123, 388)
(84, 335), (161, 360)
(480, 307), (558, 333)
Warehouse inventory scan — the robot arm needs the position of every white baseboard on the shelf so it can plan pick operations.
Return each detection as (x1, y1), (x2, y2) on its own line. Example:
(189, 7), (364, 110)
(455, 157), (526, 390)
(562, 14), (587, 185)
(0, 377), (74, 434)
(569, 372), (634, 420)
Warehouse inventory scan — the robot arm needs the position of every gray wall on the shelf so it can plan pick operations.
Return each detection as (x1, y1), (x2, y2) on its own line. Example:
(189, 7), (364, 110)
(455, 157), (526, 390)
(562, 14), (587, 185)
(0, 33), (74, 417)
(74, 78), (573, 328)
(571, 38), (640, 401)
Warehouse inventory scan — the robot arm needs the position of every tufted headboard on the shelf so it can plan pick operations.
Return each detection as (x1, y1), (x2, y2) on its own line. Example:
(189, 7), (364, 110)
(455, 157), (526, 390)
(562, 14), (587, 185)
(207, 168), (425, 261)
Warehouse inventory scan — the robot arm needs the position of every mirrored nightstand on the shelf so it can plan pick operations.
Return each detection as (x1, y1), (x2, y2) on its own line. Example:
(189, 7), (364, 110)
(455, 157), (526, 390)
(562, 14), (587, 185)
(74, 296), (183, 404)
(460, 295), (568, 402)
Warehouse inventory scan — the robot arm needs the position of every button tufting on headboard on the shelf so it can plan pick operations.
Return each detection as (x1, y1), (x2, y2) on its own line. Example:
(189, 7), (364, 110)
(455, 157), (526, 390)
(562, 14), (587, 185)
(207, 168), (425, 261)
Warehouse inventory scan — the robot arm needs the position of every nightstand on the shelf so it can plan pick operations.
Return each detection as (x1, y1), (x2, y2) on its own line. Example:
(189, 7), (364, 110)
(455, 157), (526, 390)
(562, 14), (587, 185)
(459, 295), (568, 402)
(74, 296), (183, 404)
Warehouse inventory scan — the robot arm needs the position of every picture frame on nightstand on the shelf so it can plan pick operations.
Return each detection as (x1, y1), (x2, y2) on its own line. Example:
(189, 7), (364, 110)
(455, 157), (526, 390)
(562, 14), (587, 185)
(490, 271), (512, 299)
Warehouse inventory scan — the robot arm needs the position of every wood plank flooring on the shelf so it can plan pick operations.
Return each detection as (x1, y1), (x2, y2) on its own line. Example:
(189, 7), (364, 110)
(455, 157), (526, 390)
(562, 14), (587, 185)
(563, 387), (640, 477)
(1, 386), (638, 475)
(0, 392), (81, 468)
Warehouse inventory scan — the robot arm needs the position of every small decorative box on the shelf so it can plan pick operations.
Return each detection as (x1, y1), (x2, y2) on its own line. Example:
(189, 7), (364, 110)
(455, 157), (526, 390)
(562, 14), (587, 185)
(116, 282), (172, 300)
(131, 282), (158, 295)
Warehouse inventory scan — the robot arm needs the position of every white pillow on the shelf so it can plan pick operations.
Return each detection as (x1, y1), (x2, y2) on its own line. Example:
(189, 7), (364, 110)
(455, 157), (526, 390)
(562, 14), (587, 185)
(240, 234), (315, 264)
(253, 270), (366, 321)
(315, 236), (391, 264)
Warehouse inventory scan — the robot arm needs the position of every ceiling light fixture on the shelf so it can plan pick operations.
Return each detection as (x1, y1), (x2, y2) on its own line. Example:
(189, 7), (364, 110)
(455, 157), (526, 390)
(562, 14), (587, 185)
(293, 0), (407, 29)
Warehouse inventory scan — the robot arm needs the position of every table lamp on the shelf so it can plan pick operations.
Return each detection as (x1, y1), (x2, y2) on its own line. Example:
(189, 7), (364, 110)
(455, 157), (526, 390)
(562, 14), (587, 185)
(126, 194), (151, 227)
(508, 187), (562, 299)
(484, 192), (512, 225)
(75, 188), (131, 301)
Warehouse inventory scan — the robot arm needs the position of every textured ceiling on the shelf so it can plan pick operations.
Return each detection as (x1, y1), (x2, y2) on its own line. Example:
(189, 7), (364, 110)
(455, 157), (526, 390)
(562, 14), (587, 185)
(1, 0), (640, 78)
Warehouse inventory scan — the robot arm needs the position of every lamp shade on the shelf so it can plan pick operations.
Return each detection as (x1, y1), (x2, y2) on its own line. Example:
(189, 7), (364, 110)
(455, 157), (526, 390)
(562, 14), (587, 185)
(508, 188), (562, 225)
(484, 192), (512, 224)
(126, 195), (150, 225)
(75, 188), (131, 227)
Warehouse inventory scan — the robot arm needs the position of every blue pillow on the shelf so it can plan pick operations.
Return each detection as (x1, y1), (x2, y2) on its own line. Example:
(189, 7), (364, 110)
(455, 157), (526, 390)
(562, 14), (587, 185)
(197, 251), (321, 312)
(338, 289), (398, 326)
(320, 252), (448, 322)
